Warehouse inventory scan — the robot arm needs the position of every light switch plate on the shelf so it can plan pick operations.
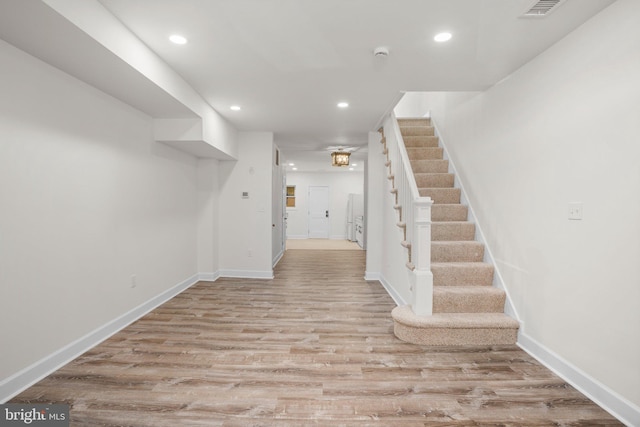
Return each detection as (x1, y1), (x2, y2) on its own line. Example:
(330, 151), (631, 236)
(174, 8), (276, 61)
(568, 202), (583, 220)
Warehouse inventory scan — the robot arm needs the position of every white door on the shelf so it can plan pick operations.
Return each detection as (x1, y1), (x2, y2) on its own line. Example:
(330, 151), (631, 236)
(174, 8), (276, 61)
(308, 186), (329, 238)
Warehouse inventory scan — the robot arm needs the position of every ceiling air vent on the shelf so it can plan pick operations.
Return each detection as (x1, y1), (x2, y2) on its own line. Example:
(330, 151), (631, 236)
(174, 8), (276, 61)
(521, 0), (567, 17)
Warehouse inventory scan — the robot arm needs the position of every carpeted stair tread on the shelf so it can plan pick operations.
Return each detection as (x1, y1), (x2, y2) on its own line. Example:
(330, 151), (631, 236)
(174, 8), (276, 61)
(418, 187), (461, 203)
(432, 221), (475, 241)
(415, 173), (454, 188)
(431, 262), (494, 286)
(400, 126), (435, 137)
(391, 306), (519, 346)
(403, 136), (439, 147)
(432, 204), (468, 221)
(433, 286), (505, 313)
(432, 241), (484, 262)
(410, 159), (449, 173)
(407, 147), (443, 159)
(393, 306), (517, 328)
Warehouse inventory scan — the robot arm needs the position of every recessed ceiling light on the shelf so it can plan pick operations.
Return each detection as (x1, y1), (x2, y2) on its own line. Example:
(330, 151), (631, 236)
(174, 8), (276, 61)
(169, 34), (188, 45)
(349, 167), (354, 171)
(230, 105), (241, 111)
(352, 163), (358, 167)
(337, 102), (349, 108)
(292, 167), (298, 171)
(434, 32), (452, 42)
(288, 163), (295, 166)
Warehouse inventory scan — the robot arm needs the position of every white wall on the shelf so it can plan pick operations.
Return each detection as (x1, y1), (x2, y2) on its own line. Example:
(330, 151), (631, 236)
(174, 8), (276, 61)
(286, 172), (364, 239)
(218, 132), (274, 278)
(0, 39), (200, 387)
(394, 0), (640, 421)
(197, 158), (220, 278)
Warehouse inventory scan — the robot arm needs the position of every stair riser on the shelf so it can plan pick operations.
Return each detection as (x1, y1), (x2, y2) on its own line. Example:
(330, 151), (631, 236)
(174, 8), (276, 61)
(397, 118), (431, 127)
(400, 126), (435, 137)
(431, 204), (468, 221)
(432, 222), (475, 241)
(403, 136), (439, 147)
(432, 264), (494, 286)
(410, 160), (449, 173)
(432, 242), (484, 262)
(418, 188), (460, 203)
(394, 323), (518, 346)
(433, 289), (505, 313)
(407, 147), (443, 160)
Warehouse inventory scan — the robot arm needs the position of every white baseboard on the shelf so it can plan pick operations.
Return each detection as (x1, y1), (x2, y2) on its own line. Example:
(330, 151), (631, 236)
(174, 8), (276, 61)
(218, 269), (274, 279)
(286, 235), (307, 239)
(364, 271), (380, 281)
(0, 273), (200, 403)
(272, 248), (284, 268)
(376, 273), (407, 307)
(330, 234), (347, 240)
(198, 272), (220, 282)
(518, 333), (638, 427)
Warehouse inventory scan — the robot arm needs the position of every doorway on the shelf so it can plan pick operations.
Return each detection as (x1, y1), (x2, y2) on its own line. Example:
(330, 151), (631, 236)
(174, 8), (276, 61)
(308, 186), (329, 238)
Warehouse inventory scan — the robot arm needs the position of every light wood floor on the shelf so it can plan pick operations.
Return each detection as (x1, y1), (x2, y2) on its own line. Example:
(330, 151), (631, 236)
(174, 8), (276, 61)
(285, 239), (362, 250)
(12, 250), (621, 426)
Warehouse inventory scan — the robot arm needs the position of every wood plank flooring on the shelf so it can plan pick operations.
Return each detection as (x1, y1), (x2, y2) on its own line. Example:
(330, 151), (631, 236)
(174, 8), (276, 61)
(12, 250), (622, 426)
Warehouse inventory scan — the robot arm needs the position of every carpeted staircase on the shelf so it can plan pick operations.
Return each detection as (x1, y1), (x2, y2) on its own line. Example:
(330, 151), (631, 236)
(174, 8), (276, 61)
(389, 118), (519, 346)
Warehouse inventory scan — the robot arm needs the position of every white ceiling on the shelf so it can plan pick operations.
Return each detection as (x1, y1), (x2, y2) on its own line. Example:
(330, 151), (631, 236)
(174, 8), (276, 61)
(2, 0), (617, 172)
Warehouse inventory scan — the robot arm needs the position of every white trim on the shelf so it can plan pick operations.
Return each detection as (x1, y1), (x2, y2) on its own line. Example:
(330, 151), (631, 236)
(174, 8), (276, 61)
(198, 272), (220, 282)
(377, 273), (407, 307)
(0, 273), (200, 403)
(285, 235), (308, 240)
(364, 271), (380, 281)
(218, 269), (274, 279)
(518, 333), (639, 427)
(329, 234), (347, 240)
(433, 120), (520, 322)
(272, 249), (284, 267)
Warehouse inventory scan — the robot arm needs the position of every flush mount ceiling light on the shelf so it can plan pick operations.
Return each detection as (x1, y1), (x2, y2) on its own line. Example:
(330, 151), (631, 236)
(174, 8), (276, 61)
(169, 34), (188, 45)
(434, 32), (452, 42)
(331, 151), (351, 167)
(230, 105), (241, 111)
(337, 102), (349, 108)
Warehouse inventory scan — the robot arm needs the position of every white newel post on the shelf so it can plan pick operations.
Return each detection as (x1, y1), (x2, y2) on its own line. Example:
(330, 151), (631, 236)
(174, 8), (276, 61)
(411, 198), (434, 316)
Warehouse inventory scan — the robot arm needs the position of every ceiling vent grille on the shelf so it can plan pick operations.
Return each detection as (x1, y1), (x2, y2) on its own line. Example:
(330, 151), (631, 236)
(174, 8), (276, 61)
(521, 0), (567, 17)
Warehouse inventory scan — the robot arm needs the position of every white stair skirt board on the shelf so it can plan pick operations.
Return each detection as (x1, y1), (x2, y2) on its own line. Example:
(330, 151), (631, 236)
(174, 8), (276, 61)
(0, 274), (201, 403)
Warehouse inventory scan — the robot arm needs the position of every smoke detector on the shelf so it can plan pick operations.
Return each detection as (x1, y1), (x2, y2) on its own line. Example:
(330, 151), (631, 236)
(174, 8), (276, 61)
(373, 46), (389, 57)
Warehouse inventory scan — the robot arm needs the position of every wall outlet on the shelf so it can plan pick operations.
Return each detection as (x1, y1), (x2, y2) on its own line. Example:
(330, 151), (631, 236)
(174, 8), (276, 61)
(568, 202), (583, 220)
(130, 274), (137, 288)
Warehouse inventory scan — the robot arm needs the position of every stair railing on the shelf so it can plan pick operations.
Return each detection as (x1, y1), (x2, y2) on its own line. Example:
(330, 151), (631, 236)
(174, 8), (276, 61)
(382, 113), (434, 315)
